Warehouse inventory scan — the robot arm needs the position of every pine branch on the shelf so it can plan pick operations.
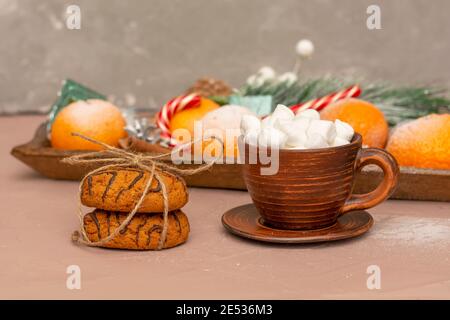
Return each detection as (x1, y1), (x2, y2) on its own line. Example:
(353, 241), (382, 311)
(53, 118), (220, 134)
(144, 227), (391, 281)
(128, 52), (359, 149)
(238, 78), (450, 126)
(360, 84), (449, 125)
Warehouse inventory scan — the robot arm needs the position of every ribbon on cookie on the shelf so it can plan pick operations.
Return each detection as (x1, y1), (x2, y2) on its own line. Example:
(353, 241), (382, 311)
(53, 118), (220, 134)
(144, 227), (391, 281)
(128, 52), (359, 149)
(62, 133), (223, 250)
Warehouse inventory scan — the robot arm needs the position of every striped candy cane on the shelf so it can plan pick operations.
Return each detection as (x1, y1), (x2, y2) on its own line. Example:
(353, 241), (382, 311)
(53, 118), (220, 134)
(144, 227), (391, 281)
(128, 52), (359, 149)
(290, 85), (361, 114)
(156, 94), (202, 145)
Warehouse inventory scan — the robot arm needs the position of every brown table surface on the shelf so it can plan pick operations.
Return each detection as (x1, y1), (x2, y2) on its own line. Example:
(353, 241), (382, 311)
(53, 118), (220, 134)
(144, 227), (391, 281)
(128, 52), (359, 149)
(1, 115), (449, 299)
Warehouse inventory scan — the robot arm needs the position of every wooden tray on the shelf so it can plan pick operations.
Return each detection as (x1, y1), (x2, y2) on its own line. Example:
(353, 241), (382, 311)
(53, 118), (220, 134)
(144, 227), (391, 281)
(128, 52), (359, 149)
(11, 123), (450, 201)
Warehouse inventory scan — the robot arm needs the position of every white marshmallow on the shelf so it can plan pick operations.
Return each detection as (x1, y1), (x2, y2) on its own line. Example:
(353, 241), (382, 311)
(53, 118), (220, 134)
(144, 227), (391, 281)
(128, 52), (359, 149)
(273, 118), (309, 148)
(305, 134), (329, 149)
(240, 114), (261, 135)
(292, 117), (311, 130)
(334, 119), (354, 141)
(258, 127), (287, 148)
(332, 137), (349, 147)
(273, 118), (295, 135)
(255, 107), (353, 150)
(263, 104), (301, 130)
(295, 108), (320, 120)
(271, 104), (295, 122)
(286, 130), (308, 148)
(306, 120), (336, 144)
(244, 130), (259, 146)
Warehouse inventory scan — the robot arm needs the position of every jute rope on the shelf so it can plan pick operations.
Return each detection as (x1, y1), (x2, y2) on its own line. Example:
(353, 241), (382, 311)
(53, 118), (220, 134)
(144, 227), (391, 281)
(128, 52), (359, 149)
(62, 133), (223, 250)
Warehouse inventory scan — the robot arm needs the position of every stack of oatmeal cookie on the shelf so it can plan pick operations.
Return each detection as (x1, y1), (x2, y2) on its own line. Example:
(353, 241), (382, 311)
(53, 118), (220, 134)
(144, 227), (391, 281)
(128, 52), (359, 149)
(81, 168), (190, 250)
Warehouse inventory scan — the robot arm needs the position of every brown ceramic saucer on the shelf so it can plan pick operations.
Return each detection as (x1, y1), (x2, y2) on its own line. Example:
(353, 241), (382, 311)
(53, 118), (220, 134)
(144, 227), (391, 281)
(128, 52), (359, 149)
(222, 203), (374, 244)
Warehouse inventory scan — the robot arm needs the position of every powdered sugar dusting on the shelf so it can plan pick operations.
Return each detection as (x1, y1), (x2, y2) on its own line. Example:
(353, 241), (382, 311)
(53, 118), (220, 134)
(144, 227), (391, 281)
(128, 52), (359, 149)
(372, 216), (450, 246)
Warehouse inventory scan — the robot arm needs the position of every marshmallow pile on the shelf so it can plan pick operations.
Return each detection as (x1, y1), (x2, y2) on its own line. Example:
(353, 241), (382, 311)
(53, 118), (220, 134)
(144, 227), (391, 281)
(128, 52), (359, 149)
(240, 104), (354, 149)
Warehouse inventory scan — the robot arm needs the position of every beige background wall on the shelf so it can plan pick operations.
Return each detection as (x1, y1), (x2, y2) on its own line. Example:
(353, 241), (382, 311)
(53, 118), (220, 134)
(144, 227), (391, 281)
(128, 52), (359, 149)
(1, 0), (449, 114)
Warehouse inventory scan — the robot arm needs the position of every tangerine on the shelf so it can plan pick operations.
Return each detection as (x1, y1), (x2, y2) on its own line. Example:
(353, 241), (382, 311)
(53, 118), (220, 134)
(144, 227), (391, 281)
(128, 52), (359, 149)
(169, 97), (219, 136)
(320, 98), (389, 148)
(386, 114), (450, 169)
(51, 99), (127, 150)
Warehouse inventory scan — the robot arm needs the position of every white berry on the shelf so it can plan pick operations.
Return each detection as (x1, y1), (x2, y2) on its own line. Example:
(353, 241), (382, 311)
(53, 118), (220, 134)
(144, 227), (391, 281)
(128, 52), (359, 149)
(278, 72), (298, 84)
(257, 66), (276, 81)
(296, 39), (314, 58)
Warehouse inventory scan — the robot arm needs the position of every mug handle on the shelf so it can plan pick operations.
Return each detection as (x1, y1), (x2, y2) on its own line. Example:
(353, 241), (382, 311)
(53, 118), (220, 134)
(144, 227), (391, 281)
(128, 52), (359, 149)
(340, 148), (399, 215)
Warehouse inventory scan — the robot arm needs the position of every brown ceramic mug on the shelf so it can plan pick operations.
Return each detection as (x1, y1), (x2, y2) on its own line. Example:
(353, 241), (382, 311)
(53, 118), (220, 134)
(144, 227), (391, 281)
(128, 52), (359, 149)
(239, 133), (399, 230)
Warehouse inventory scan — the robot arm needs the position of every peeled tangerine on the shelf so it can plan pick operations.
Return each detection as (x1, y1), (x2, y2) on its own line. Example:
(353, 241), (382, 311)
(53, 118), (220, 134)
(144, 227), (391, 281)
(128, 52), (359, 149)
(244, 130), (259, 146)
(51, 99), (127, 151)
(386, 114), (450, 170)
(199, 105), (257, 158)
(240, 114), (261, 135)
(202, 105), (255, 132)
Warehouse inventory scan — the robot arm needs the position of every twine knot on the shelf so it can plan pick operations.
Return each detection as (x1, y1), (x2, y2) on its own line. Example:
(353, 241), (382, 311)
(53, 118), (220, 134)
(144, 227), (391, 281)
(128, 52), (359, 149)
(131, 153), (145, 167)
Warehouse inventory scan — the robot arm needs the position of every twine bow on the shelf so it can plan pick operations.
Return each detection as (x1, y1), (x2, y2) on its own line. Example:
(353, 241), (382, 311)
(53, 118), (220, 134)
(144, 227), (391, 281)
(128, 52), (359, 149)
(62, 133), (223, 250)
